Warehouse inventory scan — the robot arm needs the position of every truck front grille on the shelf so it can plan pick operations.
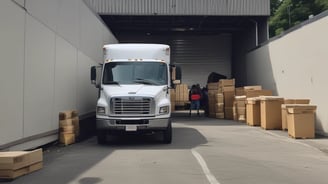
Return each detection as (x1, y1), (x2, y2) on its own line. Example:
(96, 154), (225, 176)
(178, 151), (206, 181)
(111, 97), (154, 116)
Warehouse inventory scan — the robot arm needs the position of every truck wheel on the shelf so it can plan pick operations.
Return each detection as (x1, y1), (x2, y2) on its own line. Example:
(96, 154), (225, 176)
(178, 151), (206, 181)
(97, 130), (106, 144)
(163, 121), (172, 144)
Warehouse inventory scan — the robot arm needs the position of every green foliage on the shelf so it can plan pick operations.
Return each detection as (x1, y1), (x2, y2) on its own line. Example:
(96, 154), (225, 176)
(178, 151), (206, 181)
(269, 0), (328, 37)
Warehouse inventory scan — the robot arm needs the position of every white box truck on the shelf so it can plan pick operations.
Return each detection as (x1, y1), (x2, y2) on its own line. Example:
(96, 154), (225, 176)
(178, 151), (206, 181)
(90, 44), (180, 144)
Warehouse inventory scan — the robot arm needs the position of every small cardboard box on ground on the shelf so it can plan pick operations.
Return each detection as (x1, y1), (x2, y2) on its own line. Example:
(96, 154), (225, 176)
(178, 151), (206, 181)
(246, 97), (261, 126)
(281, 99), (310, 130)
(287, 105), (316, 139)
(260, 96), (284, 130)
(0, 149), (43, 179)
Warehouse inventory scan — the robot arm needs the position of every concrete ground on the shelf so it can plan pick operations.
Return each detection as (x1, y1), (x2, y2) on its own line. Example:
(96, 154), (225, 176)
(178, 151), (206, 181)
(2, 111), (328, 184)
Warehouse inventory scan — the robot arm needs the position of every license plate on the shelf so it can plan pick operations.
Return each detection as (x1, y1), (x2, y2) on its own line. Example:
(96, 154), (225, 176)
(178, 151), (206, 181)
(125, 125), (137, 131)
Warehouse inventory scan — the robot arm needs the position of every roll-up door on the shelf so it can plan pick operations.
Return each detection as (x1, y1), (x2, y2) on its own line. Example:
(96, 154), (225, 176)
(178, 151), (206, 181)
(170, 34), (231, 87)
(118, 33), (232, 87)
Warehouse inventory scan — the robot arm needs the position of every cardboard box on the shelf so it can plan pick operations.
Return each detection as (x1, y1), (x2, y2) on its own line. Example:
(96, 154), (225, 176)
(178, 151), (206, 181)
(60, 125), (75, 134)
(237, 107), (246, 115)
(59, 110), (78, 120)
(215, 112), (225, 119)
(215, 103), (224, 112)
(281, 99), (311, 130)
(173, 80), (181, 84)
(260, 96), (284, 130)
(59, 133), (75, 146)
(223, 91), (235, 107)
(207, 82), (220, 90)
(219, 79), (235, 86)
(245, 89), (272, 98)
(246, 97), (261, 126)
(235, 96), (246, 107)
(284, 99), (310, 104)
(215, 93), (224, 103)
(0, 149), (43, 170)
(218, 86), (235, 93)
(59, 119), (73, 127)
(235, 86), (262, 96)
(175, 84), (188, 103)
(0, 162), (42, 179)
(225, 107), (234, 120)
(287, 105), (316, 139)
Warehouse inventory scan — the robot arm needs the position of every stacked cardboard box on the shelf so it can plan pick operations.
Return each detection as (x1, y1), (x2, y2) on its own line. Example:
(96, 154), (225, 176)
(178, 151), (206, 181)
(175, 84), (189, 106)
(0, 149), (43, 179)
(260, 96), (284, 130)
(170, 89), (176, 112)
(235, 85), (272, 98)
(215, 93), (224, 119)
(281, 99), (310, 130)
(246, 97), (261, 126)
(287, 105), (317, 139)
(236, 85), (262, 96)
(234, 96), (247, 122)
(220, 79), (235, 120)
(59, 110), (79, 146)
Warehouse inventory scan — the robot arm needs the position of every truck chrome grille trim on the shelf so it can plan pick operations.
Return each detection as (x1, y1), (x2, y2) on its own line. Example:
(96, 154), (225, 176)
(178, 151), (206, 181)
(111, 97), (154, 116)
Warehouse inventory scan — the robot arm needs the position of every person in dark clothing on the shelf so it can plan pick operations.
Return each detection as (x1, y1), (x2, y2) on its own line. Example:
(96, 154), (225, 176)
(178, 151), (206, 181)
(189, 84), (202, 116)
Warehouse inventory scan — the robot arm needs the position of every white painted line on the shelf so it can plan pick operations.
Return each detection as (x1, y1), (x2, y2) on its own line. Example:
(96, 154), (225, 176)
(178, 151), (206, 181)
(191, 149), (221, 184)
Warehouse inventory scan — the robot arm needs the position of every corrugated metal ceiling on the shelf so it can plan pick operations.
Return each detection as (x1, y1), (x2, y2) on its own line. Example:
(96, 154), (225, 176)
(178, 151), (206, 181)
(85, 0), (270, 16)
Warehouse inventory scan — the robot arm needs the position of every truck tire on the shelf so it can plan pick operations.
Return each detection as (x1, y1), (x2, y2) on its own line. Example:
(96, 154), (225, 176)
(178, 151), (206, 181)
(97, 130), (106, 144)
(163, 121), (172, 144)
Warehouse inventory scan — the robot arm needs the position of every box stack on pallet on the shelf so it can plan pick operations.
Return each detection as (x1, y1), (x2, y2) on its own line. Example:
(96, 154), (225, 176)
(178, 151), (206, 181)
(234, 96), (247, 122)
(286, 104), (317, 139)
(175, 84), (189, 107)
(246, 97), (261, 126)
(207, 82), (223, 118)
(220, 79), (235, 120)
(281, 99), (310, 131)
(59, 110), (79, 146)
(0, 149), (43, 180)
(260, 96), (285, 130)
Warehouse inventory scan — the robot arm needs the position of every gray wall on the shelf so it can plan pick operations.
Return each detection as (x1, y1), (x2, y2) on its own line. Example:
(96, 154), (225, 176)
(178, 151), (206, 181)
(0, 0), (118, 150)
(246, 13), (328, 135)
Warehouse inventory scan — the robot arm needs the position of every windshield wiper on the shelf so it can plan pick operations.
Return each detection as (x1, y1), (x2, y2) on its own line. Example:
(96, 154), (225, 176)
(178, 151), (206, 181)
(134, 78), (158, 85)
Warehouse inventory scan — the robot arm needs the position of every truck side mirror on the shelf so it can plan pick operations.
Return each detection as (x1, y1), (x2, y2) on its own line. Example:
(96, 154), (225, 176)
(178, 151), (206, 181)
(175, 65), (182, 81)
(90, 66), (101, 88)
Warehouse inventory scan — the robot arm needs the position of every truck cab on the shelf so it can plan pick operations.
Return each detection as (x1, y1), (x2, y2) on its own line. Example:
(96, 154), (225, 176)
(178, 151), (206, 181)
(91, 44), (180, 144)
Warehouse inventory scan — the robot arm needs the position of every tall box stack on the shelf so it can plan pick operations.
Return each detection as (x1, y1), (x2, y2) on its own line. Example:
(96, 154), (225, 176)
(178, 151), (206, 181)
(220, 79), (235, 120)
(0, 149), (43, 179)
(59, 110), (79, 146)
(175, 84), (189, 106)
(234, 96), (247, 122)
(207, 82), (221, 118)
(281, 99), (310, 130)
(215, 93), (224, 119)
(170, 89), (176, 112)
(246, 97), (261, 126)
(287, 105), (317, 139)
(260, 96), (284, 130)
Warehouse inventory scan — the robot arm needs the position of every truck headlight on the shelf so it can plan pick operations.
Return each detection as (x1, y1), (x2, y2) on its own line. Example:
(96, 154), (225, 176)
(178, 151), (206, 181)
(97, 106), (106, 115)
(159, 106), (169, 115)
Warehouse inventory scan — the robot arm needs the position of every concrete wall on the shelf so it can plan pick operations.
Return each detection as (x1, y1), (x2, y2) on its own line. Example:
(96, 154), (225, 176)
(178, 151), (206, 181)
(246, 12), (328, 135)
(0, 0), (117, 150)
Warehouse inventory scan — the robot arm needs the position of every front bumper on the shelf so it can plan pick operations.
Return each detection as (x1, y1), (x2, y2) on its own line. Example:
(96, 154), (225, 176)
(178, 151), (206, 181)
(96, 118), (170, 131)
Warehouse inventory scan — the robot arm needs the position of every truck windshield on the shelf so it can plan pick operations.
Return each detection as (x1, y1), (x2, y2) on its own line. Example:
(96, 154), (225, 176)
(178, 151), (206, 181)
(103, 62), (168, 85)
